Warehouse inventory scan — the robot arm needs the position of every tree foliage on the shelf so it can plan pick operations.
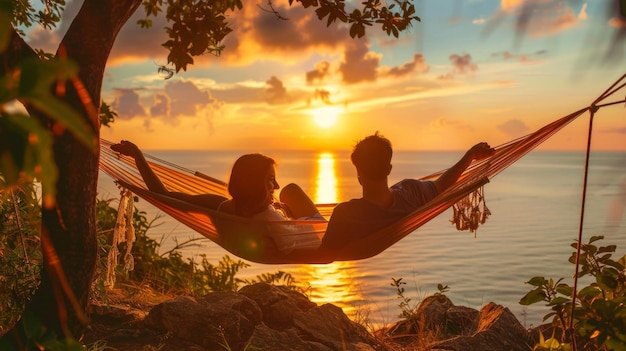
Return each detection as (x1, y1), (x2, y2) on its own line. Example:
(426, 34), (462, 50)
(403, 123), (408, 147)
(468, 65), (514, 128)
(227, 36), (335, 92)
(137, 0), (420, 72)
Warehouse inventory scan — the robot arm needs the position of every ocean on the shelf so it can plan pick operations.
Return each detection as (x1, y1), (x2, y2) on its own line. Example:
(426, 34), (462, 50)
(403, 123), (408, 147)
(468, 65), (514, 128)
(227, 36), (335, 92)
(97, 148), (626, 328)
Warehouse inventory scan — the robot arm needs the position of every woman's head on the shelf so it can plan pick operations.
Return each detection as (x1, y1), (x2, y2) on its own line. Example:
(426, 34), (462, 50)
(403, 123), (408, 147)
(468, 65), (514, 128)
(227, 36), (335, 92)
(228, 153), (279, 217)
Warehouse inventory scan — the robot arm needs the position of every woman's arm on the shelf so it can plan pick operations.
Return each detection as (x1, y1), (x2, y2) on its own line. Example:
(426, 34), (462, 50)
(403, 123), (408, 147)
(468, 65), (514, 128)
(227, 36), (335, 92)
(111, 140), (228, 208)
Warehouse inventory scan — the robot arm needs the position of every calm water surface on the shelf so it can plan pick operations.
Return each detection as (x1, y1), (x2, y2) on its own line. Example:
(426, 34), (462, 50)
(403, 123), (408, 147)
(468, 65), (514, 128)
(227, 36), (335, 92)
(98, 149), (626, 328)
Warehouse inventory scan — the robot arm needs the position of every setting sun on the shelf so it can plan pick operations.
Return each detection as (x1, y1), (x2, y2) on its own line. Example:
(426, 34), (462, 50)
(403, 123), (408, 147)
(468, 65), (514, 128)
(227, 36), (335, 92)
(310, 106), (342, 128)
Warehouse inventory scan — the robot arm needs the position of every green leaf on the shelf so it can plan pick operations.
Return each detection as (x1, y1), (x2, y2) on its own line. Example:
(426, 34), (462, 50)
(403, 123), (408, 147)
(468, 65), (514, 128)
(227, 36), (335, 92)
(589, 235), (604, 244)
(136, 19), (153, 28)
(597, 271), (619, 291)
(520, 288), (546, 305)
(542, 311), (556, 321)
(598, 245), (616, 253)
(526, 276), (548, 287)
(555, 284), (573, 296)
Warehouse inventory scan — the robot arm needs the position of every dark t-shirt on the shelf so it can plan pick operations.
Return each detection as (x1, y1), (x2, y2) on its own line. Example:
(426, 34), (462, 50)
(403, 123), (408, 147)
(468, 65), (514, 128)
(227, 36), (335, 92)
(321, 179), (438, 251)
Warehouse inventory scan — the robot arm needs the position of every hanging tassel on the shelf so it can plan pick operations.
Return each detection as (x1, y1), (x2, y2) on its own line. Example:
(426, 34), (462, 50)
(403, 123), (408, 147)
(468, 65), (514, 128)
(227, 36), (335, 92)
(104, 189), (135, 287)
(451, 185), (491, 237)
(105, 189), (128, 287)
(123, 190), (136, 272)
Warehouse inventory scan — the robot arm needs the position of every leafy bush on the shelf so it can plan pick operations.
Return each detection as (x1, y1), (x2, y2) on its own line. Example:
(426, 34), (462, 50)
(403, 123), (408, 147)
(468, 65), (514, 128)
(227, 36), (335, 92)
(520, 235), (626, 350)
(0, 183), (42, 333)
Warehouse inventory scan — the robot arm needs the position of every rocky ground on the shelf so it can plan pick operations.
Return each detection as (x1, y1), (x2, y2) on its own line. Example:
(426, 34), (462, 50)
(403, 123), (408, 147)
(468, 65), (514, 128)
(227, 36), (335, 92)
(82, 283), (546, 351)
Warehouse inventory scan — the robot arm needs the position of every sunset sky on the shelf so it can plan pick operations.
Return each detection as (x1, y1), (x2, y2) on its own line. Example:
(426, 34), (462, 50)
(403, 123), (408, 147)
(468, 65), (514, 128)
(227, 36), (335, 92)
(27, 0), (626, 151)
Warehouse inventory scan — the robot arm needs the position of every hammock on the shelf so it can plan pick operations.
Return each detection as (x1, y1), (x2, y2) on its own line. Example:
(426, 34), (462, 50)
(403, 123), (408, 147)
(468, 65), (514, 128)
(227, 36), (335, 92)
(98, 74), (626, 264)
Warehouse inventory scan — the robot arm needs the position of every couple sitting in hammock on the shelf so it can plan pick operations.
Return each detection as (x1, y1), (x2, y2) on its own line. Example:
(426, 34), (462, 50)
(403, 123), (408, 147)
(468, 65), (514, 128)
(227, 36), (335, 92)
(111, 134), (493, 252)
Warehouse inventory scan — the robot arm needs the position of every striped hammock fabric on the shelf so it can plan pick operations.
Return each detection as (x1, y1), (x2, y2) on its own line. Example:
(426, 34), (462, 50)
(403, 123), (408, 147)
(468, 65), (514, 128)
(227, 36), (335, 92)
(98, 74), (625, 264)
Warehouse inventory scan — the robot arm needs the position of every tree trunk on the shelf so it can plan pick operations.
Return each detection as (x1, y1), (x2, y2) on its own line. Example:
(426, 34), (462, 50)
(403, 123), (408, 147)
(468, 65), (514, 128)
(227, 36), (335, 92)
(2, 0), (143, 344)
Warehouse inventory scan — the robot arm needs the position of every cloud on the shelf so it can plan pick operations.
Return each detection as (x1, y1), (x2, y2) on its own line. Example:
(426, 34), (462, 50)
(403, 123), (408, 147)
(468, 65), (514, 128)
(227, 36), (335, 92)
(163, 80), (221, 118)
(25, 0), (81, 51)
(380, 54), (430, 78)
(313, 89), (333, 105)
(214, 1), (350, 65)
(110, 79), (223, 130)
(150, 93), (171, 117)
(25, 0), (169, 65)
(492, 49), (547, 63)
(264, 76), (290, 105)
(450, 53), (478, 73)
(438, 53), (478, 79)
(25, 26), (61, 53)
(339, 39), (381, 84)
(93, 0), (352, 68)
(248, 4), (348, 50)
(498, 119), (529, 138)
(111, 89), (146, 119)
(603, 127), (626, 134)
(306, 61), (331, 85)
(109, 18), (169, 65)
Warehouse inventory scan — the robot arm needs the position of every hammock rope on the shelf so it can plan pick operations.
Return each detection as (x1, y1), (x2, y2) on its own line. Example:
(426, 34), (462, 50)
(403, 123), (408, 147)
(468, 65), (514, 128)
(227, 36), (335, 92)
(567, 73), (626, 349)
(99, 74), (626, 265)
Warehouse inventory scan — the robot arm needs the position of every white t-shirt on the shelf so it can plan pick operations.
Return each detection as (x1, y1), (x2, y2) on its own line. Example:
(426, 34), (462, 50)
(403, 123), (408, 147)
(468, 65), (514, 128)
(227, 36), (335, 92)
(252, 204), (323, 254)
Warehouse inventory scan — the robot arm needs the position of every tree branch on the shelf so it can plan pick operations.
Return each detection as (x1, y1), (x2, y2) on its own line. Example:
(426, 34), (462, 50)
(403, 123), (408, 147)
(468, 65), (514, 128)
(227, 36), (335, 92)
(0, 28), (37, 74)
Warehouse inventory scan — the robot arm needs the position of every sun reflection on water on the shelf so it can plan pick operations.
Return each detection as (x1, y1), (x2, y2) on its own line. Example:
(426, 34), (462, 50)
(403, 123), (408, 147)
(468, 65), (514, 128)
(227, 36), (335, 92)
(314, 152), (338, 204)
(297, 152), (363, 319)
(294, 262), (362, 318)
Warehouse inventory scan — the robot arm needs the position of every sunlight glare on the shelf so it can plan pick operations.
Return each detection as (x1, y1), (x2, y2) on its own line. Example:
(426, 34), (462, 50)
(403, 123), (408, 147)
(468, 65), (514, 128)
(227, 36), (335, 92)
(311, 106), (341, 129)
(315, 152), (338, 204)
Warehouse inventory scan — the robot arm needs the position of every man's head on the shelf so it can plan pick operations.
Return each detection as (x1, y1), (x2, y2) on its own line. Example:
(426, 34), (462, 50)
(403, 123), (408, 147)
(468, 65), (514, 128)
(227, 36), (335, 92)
(351, 132), (393, 181)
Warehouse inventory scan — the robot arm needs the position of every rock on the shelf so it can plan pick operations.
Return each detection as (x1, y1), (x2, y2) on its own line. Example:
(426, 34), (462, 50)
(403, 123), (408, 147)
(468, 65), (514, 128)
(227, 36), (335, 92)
(238, 282), (316, 330)
(293, 303), (377, 351)
(247, 323), (332, 351)
(381, 294), (478, 344)
(144, 283), (380, 351)
(384, 297), (536, 351)
(138, 283), (537, 351)
(144, 293), (261, 350)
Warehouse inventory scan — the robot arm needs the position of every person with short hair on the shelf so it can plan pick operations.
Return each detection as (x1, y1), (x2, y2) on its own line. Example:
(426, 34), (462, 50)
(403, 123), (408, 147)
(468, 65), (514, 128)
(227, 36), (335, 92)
(321, 132), (494, 251)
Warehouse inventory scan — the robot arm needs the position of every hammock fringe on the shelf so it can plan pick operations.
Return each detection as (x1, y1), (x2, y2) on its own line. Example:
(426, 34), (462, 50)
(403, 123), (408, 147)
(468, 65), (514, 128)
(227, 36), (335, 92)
(105, 189), (136, 287)
(451, 185), (491, 237)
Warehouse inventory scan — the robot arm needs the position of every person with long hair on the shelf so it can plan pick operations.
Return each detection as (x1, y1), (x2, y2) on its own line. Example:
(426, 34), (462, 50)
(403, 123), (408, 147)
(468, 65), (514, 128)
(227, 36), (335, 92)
(110, 140), (321, 220)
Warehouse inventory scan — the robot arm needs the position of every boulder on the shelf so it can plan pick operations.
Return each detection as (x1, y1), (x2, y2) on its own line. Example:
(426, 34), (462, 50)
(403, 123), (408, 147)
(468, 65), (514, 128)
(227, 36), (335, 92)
(145, 283), (379, 351)
(383, 297), (537, 351)
(144, 293), (261, 350)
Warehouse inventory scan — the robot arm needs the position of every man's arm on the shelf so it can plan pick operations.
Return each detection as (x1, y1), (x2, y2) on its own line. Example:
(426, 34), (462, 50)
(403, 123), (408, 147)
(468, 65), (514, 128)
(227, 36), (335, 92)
(434, 142), (494, 193)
